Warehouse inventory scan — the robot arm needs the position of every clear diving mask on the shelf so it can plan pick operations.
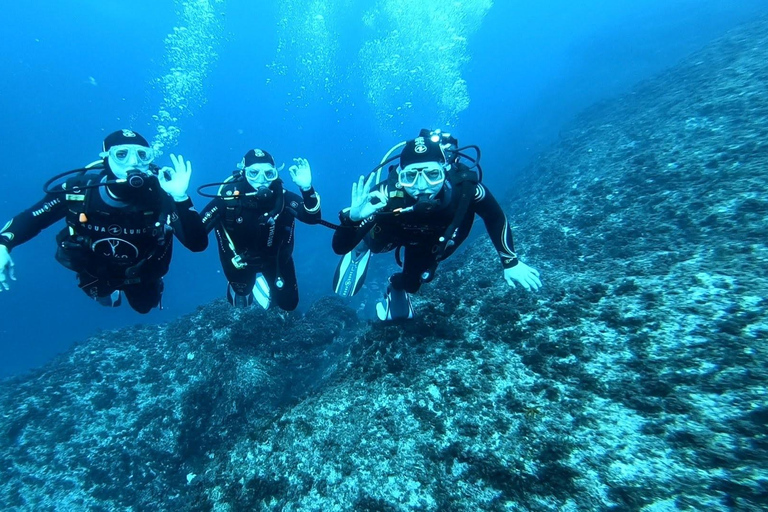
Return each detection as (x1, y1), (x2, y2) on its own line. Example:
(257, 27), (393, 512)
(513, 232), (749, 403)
(244, 165), (279, 182)
(100, 144), (156, 166)
(398, 163), (447, 188)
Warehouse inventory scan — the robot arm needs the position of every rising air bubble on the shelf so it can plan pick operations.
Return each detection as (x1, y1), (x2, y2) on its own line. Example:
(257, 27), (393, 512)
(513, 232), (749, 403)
(151, 0), (225, 153)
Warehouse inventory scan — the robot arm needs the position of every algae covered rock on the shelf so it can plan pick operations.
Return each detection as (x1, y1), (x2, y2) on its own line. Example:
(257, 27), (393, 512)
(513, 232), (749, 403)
(2, 16), (768, 512)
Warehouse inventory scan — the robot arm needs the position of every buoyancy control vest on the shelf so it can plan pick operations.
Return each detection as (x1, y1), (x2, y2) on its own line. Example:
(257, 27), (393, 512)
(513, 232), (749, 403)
(218, 176), (286, 231)
(378, 161), (480, 258)
(55, 173), (173, 283)
(215, 176), (288, 270)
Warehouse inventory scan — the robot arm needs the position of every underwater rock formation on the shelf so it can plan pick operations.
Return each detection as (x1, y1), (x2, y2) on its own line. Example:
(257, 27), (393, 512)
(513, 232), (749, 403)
(2, 16), (767, 512)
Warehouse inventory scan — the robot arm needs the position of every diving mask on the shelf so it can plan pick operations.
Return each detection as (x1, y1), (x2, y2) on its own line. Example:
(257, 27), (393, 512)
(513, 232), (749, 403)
(100, 144), (156, 166)
(244, 165), (279, 182)
(100, 144), (157, 181)
(398, 163), (446, 188)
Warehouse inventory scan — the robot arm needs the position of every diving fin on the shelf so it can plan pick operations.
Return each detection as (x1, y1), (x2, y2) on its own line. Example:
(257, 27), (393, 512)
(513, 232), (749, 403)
(333, 247), (371, 297)
(227, 284), (254, 308)
(376, 285), (414, 321)
(253, 274), (270, 310)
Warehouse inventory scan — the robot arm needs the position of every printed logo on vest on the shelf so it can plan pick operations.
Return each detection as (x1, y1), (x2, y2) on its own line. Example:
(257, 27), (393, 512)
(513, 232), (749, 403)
(91, 238), (140, 260)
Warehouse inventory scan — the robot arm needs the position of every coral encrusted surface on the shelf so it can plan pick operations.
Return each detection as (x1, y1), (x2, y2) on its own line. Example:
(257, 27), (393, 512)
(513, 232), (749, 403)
(1, 16), (767, 512)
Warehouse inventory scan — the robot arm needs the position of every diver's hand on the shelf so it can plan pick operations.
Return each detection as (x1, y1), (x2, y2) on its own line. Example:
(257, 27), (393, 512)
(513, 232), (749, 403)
(504, 261), (541, 292)
(0, 245), (16, 292)
(159, 154), (192, 201)
(289, 157), (313, 191)
(349, 170), (387, 222)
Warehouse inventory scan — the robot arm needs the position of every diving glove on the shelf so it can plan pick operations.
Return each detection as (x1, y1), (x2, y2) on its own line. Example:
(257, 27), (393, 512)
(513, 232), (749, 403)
(504, 261), (541, 292)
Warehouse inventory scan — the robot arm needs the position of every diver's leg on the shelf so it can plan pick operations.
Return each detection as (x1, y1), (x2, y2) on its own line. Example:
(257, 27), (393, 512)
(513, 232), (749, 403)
(391, 245), (435, 293)
(77, 271), (121, 307)
(122, 279), (163, 314)
(222, 260), (257, 308)
(377, 245), (434, 321)
(262, 258), (299, 312)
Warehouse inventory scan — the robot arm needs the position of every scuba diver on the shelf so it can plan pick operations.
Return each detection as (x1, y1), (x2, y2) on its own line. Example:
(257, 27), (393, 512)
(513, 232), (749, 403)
(0, 129), (208, 313)
(332, 129), (541, 321)
(199, 149), (321, 310)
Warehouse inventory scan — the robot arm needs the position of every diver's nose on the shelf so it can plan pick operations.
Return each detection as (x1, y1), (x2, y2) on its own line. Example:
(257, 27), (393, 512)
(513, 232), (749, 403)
(249, 175), (268, 189)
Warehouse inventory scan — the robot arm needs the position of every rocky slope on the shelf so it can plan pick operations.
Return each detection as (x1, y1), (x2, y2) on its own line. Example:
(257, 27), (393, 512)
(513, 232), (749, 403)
(1, 16), (767, 512)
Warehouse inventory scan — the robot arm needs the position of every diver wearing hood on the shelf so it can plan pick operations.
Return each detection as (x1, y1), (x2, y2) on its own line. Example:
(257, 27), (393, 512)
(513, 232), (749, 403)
(199, 148), (321, 311)
(0, 129), (208, 313)
(332, 132), (541, 321)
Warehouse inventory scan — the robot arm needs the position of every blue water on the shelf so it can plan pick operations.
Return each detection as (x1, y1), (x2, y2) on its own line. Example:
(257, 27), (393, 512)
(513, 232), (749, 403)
(0, 0), (765, 378)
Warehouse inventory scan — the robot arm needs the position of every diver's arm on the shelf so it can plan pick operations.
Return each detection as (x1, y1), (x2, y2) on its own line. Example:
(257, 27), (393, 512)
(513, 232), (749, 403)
(169, 197), (208, 252)
(0, 193), (68, 252)
(331, 209), (376, 254)
(332, 173), (387, 253)
(474, 184), (541, 291)
(287, 157), (321, 224)
(472, 184), (519, 269)
(292, 188), (322, 224)
(200, 198), (222, 234)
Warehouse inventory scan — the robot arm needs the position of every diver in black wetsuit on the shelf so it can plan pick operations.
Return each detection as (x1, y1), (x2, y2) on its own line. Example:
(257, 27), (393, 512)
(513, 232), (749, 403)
(332, 130), (541, 321)
(0, 129), (208, 313)
(199, 149), (321, 311)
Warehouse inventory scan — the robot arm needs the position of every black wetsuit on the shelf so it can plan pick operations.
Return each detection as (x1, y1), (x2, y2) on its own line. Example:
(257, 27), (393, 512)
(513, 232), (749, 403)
(332, 164), (518, 294)
(0, 172), (207, 313)
(200, 178), (321, 311)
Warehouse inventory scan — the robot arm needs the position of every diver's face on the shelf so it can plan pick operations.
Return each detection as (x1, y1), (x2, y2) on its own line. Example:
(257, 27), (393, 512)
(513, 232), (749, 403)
(104, 144), (154, 179)
(245, 163), (278, 190)
(399, 162), (446, 200)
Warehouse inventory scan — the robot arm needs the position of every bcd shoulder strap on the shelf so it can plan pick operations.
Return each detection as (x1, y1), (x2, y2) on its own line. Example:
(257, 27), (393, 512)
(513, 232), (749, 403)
(435, 163), (480, 259)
